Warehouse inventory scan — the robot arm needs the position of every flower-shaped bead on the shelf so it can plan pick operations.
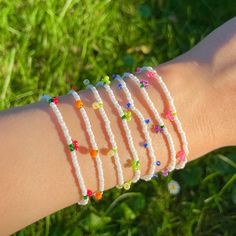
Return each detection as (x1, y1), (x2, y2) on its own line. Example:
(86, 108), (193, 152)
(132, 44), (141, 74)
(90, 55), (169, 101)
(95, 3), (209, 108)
(107, 148), (118, 157)
(73, 140), (79, 151)
(161, 169), (169, 177)
(165, 110), (176, 121)
(136, 67), (142, 73)
(92, 101), (103, 110)
(102, 75), (111, 85)
(146, 71), (156, 78)
(83, 79), (90, 86)
(154, 124), (165, 133)
(75, 100), (83, 109)
(95, 191), (103, 200)
(176, 150), (185, 161)
(90, 149), (98, 158)
(48, 96), (59, 105)
(123, 181), (132, 190)
(140, 79), (148, 88)
(87, 189), (93, 197)
(121, 111), (132, 121)
(131, 160), (140, 170)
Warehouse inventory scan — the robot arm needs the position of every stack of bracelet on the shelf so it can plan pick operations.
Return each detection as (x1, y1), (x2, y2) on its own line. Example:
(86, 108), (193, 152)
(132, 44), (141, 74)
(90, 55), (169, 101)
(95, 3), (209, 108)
(40, 66), (189, 205)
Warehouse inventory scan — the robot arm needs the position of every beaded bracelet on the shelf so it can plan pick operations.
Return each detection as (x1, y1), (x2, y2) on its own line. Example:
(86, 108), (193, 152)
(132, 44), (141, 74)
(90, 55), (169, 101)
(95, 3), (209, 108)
(123, 72), (177, 173)
(114, 75), (157, 181)
(84, 80), (125, 186)
(140, 66), (189, 169)
(68, 90), (105, 200)
(40, 95), (89, 205)
(97, 76), (141, 184)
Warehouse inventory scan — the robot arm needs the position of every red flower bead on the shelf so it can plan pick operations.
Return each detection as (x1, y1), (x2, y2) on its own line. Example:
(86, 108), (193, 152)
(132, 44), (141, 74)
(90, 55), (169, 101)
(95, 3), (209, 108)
(73, 140), (79, 151)
(52, 97), (59, 105)
(87, 189), (93, 197)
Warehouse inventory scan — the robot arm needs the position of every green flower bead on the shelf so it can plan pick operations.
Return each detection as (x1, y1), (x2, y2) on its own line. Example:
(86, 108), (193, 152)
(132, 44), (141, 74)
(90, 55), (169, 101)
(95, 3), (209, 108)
(69, 143), (74, 151)
(131, 160), (140, 170)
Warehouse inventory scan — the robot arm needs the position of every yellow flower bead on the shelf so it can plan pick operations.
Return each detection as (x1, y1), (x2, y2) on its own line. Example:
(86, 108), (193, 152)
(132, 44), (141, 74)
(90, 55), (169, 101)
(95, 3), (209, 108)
(107, 147), (118, 157)
(92, 102), (103, 109)
(107, 149), (114, 157)
(123, 182), (131, 190)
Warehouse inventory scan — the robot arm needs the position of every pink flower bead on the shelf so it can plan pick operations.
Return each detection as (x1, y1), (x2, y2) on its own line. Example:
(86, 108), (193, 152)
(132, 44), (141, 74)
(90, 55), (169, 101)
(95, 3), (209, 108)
(87, 189), (93, 197)
(177, 150), (185, 161)
(146, 71), (156, 78)
(165, 110), (175, 121)
(161, 169), (169, 177)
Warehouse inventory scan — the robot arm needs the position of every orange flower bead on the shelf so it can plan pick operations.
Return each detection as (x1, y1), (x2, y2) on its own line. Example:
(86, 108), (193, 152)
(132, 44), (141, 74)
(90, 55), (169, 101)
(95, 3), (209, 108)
(90, 149), (98, 158)
(95, 192), (103, 200)
(75, 100), (83, 109)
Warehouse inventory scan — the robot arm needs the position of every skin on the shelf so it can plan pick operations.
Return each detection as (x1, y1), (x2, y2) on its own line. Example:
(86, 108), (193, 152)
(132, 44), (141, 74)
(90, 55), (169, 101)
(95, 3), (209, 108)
(0, 17), (235, 235)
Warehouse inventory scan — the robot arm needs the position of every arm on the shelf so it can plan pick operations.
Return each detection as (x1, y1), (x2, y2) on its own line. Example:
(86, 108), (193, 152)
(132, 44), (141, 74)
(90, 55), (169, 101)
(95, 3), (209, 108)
(0, 17), (235, 235)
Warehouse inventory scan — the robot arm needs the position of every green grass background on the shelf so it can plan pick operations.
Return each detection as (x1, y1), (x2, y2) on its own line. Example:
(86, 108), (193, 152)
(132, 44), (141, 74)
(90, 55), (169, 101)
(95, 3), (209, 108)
(0, 0), (236, 235)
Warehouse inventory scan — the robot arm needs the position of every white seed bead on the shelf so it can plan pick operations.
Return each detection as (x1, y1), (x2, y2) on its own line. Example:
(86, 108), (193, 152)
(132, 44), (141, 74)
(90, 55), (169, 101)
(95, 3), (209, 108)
(87, 84), (125, 186)
(101, 81), (141, 183)
(123, 73), (177, 172)
(141, 66), (189, 169)
(40, 95), (88, 205)
(68, 90), (105, 193)
(115, 75), (156, 181)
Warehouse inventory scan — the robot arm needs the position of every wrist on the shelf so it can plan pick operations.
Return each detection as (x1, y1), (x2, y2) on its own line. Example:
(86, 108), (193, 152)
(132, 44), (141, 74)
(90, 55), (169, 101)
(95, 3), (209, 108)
(153, 61), (217, 160)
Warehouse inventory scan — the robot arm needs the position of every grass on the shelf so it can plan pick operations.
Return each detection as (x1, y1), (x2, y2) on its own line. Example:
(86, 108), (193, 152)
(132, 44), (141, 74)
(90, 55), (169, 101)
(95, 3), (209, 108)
(0, 0), (236, 235)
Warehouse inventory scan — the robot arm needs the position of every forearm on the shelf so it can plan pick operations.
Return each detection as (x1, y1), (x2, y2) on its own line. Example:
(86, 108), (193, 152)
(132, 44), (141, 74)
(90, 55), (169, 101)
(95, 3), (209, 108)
(1, 17), (236, 235)
(0, 62), (218, 235)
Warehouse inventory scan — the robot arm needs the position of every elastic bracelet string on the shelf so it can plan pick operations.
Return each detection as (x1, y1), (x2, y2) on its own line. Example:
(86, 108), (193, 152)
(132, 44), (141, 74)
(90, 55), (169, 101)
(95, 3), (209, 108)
(68, 90), (105, 199)
(97, 77), (141, 184)
(141, 66), (189, 169)
(114, 75), (157, 181)
(85, 81), (125, 187)
(123, 73), (176, 173)
(40, 95), (89, 205)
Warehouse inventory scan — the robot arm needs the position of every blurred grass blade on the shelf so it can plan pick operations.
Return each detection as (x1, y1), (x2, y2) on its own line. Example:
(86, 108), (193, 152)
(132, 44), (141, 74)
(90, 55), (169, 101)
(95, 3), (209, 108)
(105, 192), (141, 215)
(59, 0), (74, 21)
(1, 48), (16, 101)
(218, 154), (236, 169)
(219, 174), (236, 197)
